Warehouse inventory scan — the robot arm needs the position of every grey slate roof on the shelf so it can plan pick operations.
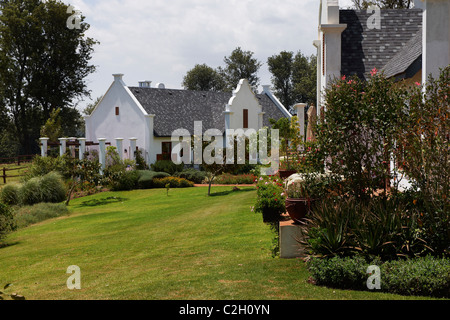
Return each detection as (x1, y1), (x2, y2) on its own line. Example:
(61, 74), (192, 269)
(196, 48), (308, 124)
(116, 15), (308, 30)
(127, 87), (288, 137)
(381, 30), (422, 78)
(340, 9), (423, 80)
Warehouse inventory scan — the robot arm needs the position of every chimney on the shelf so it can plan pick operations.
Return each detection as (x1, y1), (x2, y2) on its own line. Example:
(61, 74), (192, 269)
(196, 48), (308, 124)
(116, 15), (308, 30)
(139, 80), (152, 88)
(422, 0), (450, 83)
(156, 83), (165, 89)
(113, 74), (124, 81)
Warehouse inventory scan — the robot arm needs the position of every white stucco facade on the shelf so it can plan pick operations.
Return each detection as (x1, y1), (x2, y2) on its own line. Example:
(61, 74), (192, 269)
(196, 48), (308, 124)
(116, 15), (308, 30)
(84, 75), (287, 166)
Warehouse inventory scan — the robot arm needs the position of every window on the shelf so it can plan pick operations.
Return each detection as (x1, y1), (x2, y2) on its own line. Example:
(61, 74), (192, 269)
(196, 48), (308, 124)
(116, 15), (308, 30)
(162, 142), (172, 154)
(243, 109), (249, 129)
(115, 107), (119, 116)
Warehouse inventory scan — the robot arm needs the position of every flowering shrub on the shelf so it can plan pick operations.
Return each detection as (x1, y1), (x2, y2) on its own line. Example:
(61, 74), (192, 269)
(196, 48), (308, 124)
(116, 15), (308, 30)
(252, 176), (286, 223)
(315, 69), (409, 199)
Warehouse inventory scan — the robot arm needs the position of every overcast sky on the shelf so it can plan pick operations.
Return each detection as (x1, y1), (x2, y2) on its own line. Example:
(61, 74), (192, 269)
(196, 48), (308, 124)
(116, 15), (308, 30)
(69, 0), (355, 111)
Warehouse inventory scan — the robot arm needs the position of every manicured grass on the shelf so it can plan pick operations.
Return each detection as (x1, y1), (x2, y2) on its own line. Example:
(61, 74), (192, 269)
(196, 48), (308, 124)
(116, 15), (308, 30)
(0, 186), (441, 300)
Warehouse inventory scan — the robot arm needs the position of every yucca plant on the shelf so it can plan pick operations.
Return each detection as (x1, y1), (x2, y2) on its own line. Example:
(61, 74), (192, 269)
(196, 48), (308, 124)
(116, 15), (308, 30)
(300, 197), (355, 257)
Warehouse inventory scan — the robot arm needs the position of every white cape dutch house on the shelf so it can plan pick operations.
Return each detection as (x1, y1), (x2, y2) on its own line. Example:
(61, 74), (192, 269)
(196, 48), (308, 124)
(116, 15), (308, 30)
(84, 74), (291, 166)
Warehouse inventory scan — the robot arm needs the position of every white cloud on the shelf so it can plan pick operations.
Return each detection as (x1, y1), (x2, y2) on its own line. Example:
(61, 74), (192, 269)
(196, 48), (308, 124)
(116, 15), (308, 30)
(69, 0), (322, 110)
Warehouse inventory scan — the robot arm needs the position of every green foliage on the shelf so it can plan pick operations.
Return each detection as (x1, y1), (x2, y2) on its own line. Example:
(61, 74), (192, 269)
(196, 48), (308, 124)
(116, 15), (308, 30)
(173, 169), (207, 184)
(0, 0), (98, 154)
(150, 160), (184, 175)
(317, 70), (410, 199)
(182, 64), (226, 92)
(0, 183), (20, 206)
(214, 173), (256, 185)
(24, 155), (72, 180)
(152, 177), (194, 189)
(307, 255), (450, 298)
(19, 171), (67, 206)
(0, 202), (16, 243)
(307, 255), (374, 290)
(253, 175), (286, 223)
(220, 47), (262, 91)
(301, 196), (431, 260)
(109, 170), (140, 192)
(137, 170), (170, 189)
(13, 202), (69, 229)
(40, 108), (63, 143)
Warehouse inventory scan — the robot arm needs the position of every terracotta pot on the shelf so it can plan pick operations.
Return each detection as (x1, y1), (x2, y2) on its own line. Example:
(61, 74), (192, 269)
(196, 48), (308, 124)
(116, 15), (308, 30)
(285, 197), (316, 224)
(278, 170), (297, 179)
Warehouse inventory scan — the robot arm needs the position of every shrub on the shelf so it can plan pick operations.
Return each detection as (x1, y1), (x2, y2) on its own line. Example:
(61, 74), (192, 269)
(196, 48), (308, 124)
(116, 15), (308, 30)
(173, 169), (207, 184)
(307, 255), (374, 290)
(109, 170), (140, 191)
(214, 173), (256, 185)
(253, 175), (286, 223)
(152, 177), (194, 188)
(0, 183), (20, 206)
(14, 203), (69, 229)
(382, 256), (450, 298)
(24, 155), (71, 180)
(150, 160), (184, 175)
(301, 196), (430, 260)
(307, 255), (450, 298)
(137, 171), (170, 189)
(19, 172), (67, 206)
(39, 172), (67, 203)
(0, 203), (16, 242)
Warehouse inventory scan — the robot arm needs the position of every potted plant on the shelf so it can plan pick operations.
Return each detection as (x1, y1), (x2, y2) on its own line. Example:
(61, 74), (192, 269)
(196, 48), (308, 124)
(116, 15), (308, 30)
(284, 172), (339, 224)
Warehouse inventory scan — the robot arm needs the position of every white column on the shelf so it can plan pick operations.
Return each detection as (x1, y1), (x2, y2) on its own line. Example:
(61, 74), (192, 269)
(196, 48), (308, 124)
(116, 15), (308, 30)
(223, 105), (233, 149)
(39, 138), (49, 157)
(144, 114), (155, 165)
(258, 112), (265, 130)
(422, 0), (450, 84)
(295, 103), (307, 141)
(78, 138), (86, 160)
(68, 137), (77, 158)
(59, 138), (67, 157)
(98, 138), (106, 174)
(116, 138), (124, 160)
(129, 138), (137, 161)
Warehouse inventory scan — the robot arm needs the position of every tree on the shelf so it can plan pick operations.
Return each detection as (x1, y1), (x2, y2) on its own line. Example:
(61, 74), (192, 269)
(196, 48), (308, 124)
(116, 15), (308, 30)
(182, 64), (226, 92)
(291, 52), (317, 107)
(220, 47), (262, 91)
(82, 96), (103, 116)
(40, 108), (63, 143)
(0, 0), (98, 155)
(267, 50), (317, 111)
(267, 51), (294, 108)
(351, 0), (413, 9)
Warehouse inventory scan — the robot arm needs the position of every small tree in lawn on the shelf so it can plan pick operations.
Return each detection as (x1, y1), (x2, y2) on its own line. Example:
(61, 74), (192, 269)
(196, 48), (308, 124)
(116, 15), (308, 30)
(199, 133), (249, 196)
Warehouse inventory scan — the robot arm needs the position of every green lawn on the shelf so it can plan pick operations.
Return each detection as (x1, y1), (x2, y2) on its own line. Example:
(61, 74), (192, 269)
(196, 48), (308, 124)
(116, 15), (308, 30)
(0, 186), (439, 300)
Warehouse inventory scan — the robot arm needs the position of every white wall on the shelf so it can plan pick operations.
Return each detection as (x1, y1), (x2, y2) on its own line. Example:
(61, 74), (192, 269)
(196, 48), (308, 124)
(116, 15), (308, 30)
(227, 79), (262, 132)
(422, 0), (450, 83)
(85, 75), (148, 159)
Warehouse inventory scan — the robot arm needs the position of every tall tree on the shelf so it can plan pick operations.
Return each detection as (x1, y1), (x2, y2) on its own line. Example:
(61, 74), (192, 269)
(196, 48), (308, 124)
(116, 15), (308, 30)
(351, 0), (413, 9)
(220, 47), (262, 91)
(182, 64), (226, 92)
(0, 0), (98, 154)
(267, 51), (294, 108)
(267, 50), (317, 111)
(291, 52), (317, 107)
